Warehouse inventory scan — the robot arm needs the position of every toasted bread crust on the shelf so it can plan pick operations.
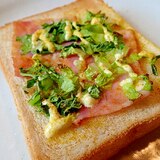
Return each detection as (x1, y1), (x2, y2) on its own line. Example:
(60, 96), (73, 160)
(0, 0), (160, 160)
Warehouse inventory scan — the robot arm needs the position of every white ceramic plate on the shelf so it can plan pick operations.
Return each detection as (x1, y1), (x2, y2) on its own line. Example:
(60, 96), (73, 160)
(0, 1), (160, 159)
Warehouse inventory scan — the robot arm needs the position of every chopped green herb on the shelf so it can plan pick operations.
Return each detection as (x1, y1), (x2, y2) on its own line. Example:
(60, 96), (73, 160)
(95, 73), (112, 87)
(139, 75), (152, 91)
(28, 91), (41, 107)
(85, 65), (99, 81)
(27, 79), (36, 88)
(151, 55), (160, 76)
(88, 85), (100, 99)
(121, 81), (140, 100)
(126, 53), (142, 64)
(60, 43), (80, 58)
(20, 60), (81, 116)
(123, 84), (140, 100)
(16, 35), (32, 54)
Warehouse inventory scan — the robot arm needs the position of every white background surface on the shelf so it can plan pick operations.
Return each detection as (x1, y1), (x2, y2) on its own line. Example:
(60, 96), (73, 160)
(0, 0), (160, 159)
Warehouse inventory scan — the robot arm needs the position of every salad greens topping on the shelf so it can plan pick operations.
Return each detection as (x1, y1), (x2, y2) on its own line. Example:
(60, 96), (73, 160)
(21, 60), (81, 116)
(17, 11), (154, 120)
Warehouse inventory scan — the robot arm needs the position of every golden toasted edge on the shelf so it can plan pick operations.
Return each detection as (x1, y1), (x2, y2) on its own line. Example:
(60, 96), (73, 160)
(0, 25), (43, 160)
(0, 0), (160, 160)
(82, 116), (160, 160)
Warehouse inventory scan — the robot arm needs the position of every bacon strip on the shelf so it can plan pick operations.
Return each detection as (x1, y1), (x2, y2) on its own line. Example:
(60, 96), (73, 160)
(12, 21), (83, 76)
(12, 21), (40, 76)
(74, 75), (133, 124)
(12, 21), (148, 124)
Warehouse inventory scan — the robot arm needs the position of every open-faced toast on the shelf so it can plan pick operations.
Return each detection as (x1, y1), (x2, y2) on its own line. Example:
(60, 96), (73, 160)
(0, 0), (160, 159)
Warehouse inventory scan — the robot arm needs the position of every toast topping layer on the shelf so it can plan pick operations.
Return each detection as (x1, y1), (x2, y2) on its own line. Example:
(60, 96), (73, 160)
(13, 11), (155, 138)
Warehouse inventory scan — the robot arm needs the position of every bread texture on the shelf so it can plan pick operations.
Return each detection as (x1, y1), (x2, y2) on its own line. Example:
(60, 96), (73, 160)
(0, 0), (160, 159)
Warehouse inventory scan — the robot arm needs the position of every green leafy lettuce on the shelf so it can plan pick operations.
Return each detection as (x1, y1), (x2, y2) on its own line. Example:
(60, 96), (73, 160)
(139, 75), (152, 91)
(121, 82), (140, 100)
(42, 21), (78, 44)
(82, 11), (107, 25)
(88, 85), (100, 99)
(20, 60), (81, 116)
(16, 35), (32, 54)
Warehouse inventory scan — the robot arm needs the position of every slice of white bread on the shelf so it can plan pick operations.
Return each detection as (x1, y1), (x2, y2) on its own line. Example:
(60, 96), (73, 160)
(0, 0), (160, 159)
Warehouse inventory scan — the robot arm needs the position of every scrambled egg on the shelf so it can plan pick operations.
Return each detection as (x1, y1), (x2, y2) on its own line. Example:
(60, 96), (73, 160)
(43, 100), (75, 139)
(32, 29), (55, 53)
(73, 30), (89, 44)
(91, 17), (100, 25)
(64, 21), (72, 40)
(139, 51), (154, 59)
(102, 26), (114, 42)
(77, 92), (98, 108)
